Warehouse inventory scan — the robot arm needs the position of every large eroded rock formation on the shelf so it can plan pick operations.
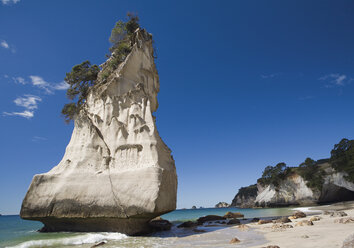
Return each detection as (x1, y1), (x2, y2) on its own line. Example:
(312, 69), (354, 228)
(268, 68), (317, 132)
(20, 29), (177, 235)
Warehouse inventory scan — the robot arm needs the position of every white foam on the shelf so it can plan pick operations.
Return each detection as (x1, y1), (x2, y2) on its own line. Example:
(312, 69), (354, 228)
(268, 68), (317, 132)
(291, 207), (322, 213)
(6, 232), (127, 248)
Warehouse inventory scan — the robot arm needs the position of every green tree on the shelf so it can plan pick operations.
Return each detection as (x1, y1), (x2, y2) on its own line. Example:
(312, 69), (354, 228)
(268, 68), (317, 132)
(258, 162), (288, 187)
(298, 157), (325, 191)
(109, 13), (139, 53)
(61, 60), (99, 123)
(330, 138), (354, 182)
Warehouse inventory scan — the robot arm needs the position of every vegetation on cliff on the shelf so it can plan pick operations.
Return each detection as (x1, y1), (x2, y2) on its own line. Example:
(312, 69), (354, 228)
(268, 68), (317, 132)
(236, 184), (258, 198)
(330, 138), (354, 182)
(61, 13), (141, 123)
(249, 138), (354, 194)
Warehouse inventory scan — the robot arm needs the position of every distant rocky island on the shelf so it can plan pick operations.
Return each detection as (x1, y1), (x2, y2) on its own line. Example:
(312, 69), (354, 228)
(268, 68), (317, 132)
(215, 202), (230, 208)
(231, 138), (354, 208)
(20, 15), (177, 235)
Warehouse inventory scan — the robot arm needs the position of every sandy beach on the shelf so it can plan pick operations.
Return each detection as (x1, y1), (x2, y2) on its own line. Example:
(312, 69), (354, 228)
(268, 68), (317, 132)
(246, 202), (354, 248)
(163, 202), (354, 248)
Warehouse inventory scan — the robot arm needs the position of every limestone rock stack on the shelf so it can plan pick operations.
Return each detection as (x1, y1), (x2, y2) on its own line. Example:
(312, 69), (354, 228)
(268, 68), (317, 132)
(20, 29), (177, 235)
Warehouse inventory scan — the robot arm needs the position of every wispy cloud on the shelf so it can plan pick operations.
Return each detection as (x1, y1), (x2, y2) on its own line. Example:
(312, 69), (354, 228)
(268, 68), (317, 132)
(1, 40), (16, 53)
(3, 110), (34, 119)
(319, 73), (351, 87)
(4, 75), (69, 120)
(1, 40), (9, 49)
(261, 73), (281, 79)
(12, 76), (26, 84)
(14, 95), (41, 110)
(29, 75), (69, 94)
(3, 95), (42, 119)
(32, 136), (47, 142)
(1, 0), (20, 5)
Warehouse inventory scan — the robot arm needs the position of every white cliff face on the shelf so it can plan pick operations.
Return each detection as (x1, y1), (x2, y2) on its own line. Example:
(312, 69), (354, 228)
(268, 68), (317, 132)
(255, 174), (317, 207)
(325, 172), (354, 192)
(20, 29), (177, 234)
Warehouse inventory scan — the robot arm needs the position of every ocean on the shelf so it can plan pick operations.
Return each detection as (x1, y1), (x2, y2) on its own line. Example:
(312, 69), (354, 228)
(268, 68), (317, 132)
(0, 207), (311, 248)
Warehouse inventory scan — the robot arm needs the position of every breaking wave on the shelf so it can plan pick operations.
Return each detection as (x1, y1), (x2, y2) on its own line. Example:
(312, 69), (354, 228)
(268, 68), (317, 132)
(6, 232), (128, 248)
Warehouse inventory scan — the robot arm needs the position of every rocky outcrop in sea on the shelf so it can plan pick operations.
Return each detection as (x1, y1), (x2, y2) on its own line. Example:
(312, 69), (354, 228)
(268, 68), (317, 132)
(20, 29), (177, 235)
(215, 202), (230, 208)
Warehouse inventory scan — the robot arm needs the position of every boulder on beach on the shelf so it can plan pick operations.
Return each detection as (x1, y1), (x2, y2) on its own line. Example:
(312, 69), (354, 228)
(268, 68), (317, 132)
(20, 28), (177, 235)
(275, 216), (291, 223)
(229, 237), (241, 244)
(292, 211), (306, 219)
(258, 219), (273, 225)
(295, 220), (313, 226)
(309, 216), (321, 222)
(335, 217), (354, 224)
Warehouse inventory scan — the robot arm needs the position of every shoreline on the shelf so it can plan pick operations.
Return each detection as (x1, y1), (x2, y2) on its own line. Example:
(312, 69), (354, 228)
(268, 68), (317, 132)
(2, 202), (354, 248)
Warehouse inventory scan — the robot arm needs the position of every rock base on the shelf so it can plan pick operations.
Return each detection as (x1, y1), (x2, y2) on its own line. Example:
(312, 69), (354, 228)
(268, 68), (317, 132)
(35, 217), (152, 235)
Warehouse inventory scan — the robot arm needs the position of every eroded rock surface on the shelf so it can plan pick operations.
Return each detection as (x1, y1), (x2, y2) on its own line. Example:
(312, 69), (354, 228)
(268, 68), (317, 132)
(20, 29), (177, 235)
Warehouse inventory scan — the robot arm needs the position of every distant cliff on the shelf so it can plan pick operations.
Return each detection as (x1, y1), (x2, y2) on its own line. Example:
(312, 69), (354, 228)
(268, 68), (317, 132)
(231, 139), (354, 208)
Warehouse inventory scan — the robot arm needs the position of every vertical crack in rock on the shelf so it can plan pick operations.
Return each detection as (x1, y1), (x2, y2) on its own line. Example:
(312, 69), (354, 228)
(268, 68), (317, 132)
(85, 112), (129, 218)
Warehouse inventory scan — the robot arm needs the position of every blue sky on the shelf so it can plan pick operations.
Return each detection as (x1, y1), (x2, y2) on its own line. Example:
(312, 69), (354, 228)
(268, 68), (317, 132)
(1, 0), (354, 214)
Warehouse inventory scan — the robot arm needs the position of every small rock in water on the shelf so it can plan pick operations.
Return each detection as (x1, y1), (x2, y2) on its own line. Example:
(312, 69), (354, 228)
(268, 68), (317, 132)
(262, 246), (280, 248)
(197, 215), (226, 225)
(193, 228), (206, 233)
(177, 221), (198, 228)
(251, 217), (260, 222)
(227, 218), (241, 225)
(149, 219), (172, 231)
(229, 237), (241, 244)
(223, 211), (244, 219)
(91, 241), (107, 248)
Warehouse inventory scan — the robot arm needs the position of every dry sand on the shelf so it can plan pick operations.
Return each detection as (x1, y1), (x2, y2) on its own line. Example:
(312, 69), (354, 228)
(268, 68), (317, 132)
(247, 202), (354, 248)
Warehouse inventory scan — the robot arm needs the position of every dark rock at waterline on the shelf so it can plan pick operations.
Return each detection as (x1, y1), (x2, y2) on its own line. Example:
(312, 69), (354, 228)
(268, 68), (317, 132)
(197, 215), (226, 224)
(251, 217), (260, 222)
(227, 218), (241, 225)
(149, 219), (172, 231)
(177, 221), (198, 228)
